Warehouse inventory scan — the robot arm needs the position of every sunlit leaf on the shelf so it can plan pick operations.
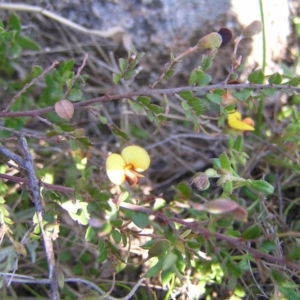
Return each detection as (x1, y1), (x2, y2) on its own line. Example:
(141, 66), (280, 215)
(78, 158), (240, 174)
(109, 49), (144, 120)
(132, 212), (149, 229)
(248, 69), (265, 84)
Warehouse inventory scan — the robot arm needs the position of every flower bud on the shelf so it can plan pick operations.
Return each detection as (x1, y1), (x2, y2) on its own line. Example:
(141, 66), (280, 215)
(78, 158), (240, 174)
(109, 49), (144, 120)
(190, 172), (210, 191)
(198, 32), (222, 49)
(242, 20), (263, 37)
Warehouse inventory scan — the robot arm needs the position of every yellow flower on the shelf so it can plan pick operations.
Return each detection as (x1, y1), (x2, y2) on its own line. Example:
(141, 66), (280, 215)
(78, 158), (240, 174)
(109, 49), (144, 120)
(106, 145), (150, 186)
(227, 111), (255, 131)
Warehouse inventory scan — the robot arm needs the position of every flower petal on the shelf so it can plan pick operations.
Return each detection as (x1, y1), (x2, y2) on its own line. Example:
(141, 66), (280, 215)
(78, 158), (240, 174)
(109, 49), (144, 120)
(228, 111), (242, 122)
(228, 111), (255, 131)
(121, 145), (150, 172)
(242, 117), (255, 128)
(106, 154), (126, 185)
(228, 119), (255, 131)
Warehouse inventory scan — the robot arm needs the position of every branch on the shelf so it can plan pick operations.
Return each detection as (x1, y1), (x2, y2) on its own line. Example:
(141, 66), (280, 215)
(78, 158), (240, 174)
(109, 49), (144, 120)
(19, 135), (59, 300)
(0, 143), (25, 168)
(119, 202), (300, 272)
(1, 273), (145, 300)
(0, 83), (299, 118)
(0, 173), (74, 194)
(4, 60), (59, 112)
(0, 3), (125, 39)
(1, 169), (298, 273)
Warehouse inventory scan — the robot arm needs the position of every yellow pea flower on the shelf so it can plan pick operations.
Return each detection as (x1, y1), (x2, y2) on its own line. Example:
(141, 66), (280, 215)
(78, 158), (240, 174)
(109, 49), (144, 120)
(106, 145), (150, 186)
(227, 111), (255, 131)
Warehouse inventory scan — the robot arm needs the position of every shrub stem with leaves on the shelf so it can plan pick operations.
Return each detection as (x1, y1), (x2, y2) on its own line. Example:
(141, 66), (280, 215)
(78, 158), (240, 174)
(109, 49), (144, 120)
(0, 14), (300, 300)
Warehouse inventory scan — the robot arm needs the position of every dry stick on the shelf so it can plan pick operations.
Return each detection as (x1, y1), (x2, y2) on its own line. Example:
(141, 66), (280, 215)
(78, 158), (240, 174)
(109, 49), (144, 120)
(0, 173), (74, 194)
(4, 60), (59, 112)
(0, 144), (25, 168)
(19, 134), (59, 300)
(0, 3), (125, 39)
(0, 83), (300, 118)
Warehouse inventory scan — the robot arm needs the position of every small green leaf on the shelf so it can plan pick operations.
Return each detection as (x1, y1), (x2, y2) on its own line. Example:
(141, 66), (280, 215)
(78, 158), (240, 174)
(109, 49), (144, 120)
(201, 54), (214, 71)
(98, 116), (107, 124)
(206, 93), (223, 104)
(148, 104), (164, 114)
(132, 212), (149, 229)
(162, 252), (177, 271)
(148, 239), (171, 258)
(144, 258), (164, 278)
(222, 181), (233, 194)
(111, 125), (130, 141)
(8, 14), (21, 31)
(248, 69), (265, 84)
(10, 42), (22, 57)
(136, 52), (145, 60)
(85, 226), (96, 242)
(118, 58), (127, 72)
(67, 88), (82, 101)
(250, 180), (274, 194)
(128, 99), (145, 114)
(16, 36), (40, 50)
(128, 59), (139, 71)
(180, 90), (193, 101)
(123, 70), (135, 80)
(97, 247), (108, 264)
(268, 72), (282, 84)
(271, 271), (287, 285)
(97, 240), (108, 263)
(288, 76), (300, 86)
(111, 229), (122, 243)
(188, 69), (211, 86)
(186, 240), (201, 249)
(161, 268), (174, 286)
(57, 267), (65, 289)
(137, 96), (151, 105)
(121, 233), (127, 247)
(233, 136), (243, 152)
(219, 152), (231, 171)
(261, 88), (276, 96)
(61, 59), (75, 73)
(31, 65), (43, 78)
(227, 260), (242, 277)
(286, 244), (300, 260)
(113, 72), (122, 84)
(241, 224), (262, 239)
(176, 181), (192, 198)
(59, 123), (74, 132)
(98, 239), (105, 252)
(158, 115), (167, 122)
(181, 101), (191, 117)
(164, 68), (175, 80)
(232, 89), (252, 101)
(259, 240), (276, 253)
(146, 111), (157, 123)
(111, 219), (123, 227)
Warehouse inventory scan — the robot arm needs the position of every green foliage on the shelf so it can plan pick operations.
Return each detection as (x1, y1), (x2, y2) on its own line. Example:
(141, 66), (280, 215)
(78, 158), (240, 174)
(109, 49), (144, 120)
(1, 14), (300, 300)
(113, 52), (145, 84)
(0, 14), (40, 75)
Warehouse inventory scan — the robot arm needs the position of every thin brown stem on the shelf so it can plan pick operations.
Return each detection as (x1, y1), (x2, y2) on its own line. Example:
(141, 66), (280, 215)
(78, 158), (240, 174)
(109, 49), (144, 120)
(0, 83), (299, 118)
(4, 60), (59, 112)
